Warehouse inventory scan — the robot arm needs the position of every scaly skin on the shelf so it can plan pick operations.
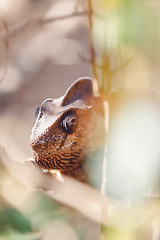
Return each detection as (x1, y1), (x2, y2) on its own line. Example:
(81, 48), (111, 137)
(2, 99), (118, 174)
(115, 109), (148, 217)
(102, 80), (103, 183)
(30, 77), (104, 182)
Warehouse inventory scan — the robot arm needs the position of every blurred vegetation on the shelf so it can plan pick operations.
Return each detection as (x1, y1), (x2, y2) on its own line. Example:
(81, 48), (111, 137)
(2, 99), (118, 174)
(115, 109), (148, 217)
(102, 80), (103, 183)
(0, 0), (160, 240)
(91, 0), (160, 93)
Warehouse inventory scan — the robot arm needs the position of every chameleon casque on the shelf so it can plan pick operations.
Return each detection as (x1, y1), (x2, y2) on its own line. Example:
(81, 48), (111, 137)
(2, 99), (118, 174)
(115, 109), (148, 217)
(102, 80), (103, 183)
(30, 77), (105, 183)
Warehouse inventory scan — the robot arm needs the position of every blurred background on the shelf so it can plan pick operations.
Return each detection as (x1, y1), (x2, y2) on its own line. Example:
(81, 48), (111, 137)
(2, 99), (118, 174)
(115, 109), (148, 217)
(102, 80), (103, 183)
(1, 0), (160, 239)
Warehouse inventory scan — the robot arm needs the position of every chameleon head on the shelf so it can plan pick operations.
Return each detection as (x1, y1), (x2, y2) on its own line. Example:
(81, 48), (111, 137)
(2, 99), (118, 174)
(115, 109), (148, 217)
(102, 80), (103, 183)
(29, 77), (104, 178)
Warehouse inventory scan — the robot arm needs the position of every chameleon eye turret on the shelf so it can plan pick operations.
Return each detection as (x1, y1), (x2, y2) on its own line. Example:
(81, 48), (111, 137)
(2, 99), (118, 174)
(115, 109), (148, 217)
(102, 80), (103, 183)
(35, 107), (40, 118)
(60, 110), (78, 133)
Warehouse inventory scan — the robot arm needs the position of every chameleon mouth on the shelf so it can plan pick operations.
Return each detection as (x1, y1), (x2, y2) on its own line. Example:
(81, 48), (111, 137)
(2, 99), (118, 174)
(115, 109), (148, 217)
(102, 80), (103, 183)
(32, 148), (81, 172)
(30, 139), (50, 155)
(29, 140), (38, 152)
(32, 150), (56, 169)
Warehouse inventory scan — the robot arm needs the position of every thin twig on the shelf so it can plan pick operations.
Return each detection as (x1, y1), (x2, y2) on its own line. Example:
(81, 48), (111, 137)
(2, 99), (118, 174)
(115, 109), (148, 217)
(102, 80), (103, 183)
(0, 10), (9, 82)
(0, 10), (88, 40)
(39, 10), (88, 25)
(112, 54), (137, 75)
(87, 0), (99, 83)
(78, 53), (103, 69)
(78, 52), (134, 76)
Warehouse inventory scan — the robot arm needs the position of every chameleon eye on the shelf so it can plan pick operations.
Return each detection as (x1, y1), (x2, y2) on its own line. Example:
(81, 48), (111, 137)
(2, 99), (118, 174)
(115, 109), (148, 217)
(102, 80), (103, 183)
(60, 110), (78, 133)
(35, 107), (40, 118)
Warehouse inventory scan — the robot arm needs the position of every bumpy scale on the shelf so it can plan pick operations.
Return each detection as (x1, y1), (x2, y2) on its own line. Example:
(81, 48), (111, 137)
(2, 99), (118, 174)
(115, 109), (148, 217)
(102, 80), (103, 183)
(30, 77), (105, 182)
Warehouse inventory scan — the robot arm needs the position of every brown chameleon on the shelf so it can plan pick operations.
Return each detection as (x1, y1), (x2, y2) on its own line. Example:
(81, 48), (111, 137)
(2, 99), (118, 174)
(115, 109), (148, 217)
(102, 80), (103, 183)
(30, 77), (105, 183)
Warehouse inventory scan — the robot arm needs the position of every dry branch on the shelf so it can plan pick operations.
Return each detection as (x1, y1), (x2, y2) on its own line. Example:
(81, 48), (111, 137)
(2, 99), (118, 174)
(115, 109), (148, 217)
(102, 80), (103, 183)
(87, 0), (99, 84)
(1, 144), (160, 231)
(0, 145), (118, 226)
(0, 10), (88, 41)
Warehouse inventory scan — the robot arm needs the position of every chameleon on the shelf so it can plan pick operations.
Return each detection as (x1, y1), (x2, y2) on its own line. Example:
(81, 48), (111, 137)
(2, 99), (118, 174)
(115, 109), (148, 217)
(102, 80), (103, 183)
(29, 77), (105, 184)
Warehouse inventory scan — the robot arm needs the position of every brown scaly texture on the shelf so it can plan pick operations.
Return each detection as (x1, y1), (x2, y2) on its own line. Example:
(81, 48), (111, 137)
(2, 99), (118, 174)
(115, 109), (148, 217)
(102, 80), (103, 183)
(30, 77), (105, 183)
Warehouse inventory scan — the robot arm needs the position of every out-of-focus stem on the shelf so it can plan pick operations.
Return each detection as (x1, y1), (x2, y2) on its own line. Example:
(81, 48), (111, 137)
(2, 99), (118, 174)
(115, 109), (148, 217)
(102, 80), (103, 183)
(87, 0), (99, 84)
(0, 10), (88, 40)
